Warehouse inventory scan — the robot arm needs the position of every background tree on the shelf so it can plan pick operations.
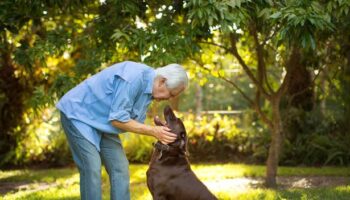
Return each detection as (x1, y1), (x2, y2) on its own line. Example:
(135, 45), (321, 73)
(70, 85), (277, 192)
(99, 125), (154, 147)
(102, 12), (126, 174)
(175, 0), (336, 187)
(0, 0), (92, 165)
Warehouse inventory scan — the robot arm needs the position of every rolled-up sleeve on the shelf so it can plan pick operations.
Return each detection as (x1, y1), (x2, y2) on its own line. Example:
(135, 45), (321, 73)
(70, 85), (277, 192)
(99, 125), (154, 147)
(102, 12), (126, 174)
(108, 78), (139, 122)
(137, 112), (147, 123)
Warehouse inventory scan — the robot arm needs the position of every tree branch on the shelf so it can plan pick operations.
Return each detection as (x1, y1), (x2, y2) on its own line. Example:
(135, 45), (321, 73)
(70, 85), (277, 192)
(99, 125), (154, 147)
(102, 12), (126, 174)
(218, 73), (255, 106)
(198, 41), (231, 52)
(253, 100), (274, 129)
(218, 70), (273, 129)
(277, 46), (298, 97)
(251, 24), (274, 94)
(229, 33), (271, 101)
(192, 58), (274, 129)
(191, 58), (255, 105)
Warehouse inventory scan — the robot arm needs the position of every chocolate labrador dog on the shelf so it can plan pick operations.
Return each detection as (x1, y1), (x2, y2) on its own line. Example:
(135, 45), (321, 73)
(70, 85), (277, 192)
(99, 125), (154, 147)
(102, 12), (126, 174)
(146, 105), (217, 200)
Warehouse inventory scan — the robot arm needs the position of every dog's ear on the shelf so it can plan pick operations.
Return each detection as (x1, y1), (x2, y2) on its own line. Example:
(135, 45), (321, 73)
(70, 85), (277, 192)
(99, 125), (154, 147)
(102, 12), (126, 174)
(154, 116), (166, 126)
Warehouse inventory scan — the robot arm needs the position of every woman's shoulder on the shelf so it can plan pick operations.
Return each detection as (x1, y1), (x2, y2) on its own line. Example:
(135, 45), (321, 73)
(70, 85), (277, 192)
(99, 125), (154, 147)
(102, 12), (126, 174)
(105, 61), (154, 82)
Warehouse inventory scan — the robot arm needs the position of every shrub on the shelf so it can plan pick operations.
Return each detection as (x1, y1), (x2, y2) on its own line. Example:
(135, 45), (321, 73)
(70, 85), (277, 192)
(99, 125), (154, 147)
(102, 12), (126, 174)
(280, 107), (350, 166)
(122, 111), (269, 164)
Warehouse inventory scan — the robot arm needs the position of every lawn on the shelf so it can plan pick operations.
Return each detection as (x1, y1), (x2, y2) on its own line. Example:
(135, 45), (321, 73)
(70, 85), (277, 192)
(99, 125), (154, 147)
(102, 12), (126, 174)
(1, 164), (350, 200)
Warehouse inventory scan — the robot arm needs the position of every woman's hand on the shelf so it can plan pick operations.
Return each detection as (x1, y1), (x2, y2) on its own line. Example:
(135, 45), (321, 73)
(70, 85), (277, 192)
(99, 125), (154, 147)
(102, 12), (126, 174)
(111, 119), (177, 144)
(152, 126), (177, 144)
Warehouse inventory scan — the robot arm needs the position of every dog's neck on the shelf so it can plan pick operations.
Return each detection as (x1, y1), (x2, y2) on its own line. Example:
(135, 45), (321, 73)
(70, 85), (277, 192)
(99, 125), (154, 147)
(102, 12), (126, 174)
(154, 141), (184, 153)
(153, 141), (187, 159)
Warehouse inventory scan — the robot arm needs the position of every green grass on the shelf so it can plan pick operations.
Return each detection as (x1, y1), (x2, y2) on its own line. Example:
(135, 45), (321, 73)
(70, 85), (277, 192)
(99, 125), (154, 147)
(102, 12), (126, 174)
(1, 164), (350, 200)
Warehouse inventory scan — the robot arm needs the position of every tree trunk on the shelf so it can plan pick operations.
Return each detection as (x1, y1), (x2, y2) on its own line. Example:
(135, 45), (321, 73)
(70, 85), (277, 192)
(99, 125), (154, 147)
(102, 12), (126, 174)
(287, 50), (314, 111)
(265, 98), (283, 188)
(0, 35), (25, 166)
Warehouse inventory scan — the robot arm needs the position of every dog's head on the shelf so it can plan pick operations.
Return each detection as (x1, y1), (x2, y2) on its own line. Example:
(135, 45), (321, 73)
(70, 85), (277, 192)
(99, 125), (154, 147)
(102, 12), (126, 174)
(154, 105), (187, 151)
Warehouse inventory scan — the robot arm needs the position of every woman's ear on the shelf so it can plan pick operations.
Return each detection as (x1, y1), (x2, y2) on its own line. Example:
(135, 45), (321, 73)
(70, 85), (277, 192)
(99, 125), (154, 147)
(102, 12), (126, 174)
(159, 77), (167, 86)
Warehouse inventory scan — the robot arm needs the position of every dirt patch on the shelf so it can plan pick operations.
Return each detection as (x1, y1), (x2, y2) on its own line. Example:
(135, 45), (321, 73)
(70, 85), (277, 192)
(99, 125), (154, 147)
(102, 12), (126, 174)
(204, 176), (349, 193)
(277, 176), (349, 189)
(0, 181), (58, 195)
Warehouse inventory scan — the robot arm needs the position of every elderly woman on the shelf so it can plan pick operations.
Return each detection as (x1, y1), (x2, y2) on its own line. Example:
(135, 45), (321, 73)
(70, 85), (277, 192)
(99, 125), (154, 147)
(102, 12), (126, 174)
(57, 61), (188, 200)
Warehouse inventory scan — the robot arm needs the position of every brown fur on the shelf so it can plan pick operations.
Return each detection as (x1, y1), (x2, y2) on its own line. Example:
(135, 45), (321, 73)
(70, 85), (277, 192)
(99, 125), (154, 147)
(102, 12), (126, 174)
(146, 106), (217, 200)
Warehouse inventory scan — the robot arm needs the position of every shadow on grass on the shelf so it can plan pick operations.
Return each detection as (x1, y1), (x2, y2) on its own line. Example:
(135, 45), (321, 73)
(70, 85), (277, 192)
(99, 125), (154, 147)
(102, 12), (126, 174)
(0, 167), (79, 197)
(0, 167), (78, 183)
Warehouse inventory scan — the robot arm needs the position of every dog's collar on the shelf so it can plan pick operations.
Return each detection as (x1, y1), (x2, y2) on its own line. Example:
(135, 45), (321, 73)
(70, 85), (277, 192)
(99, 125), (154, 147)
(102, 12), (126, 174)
(154, 142), (172, 152)
(153, 141), (186, 159)
(153, 141), (186, 155)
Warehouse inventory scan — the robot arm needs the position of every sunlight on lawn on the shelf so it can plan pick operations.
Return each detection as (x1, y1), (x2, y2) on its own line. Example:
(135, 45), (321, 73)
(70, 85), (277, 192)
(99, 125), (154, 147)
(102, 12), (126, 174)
(1, 164), (252, 200)
(1, 164), (350, 200)
(1, 171), (81, 200)
(191, 164), (265, 179)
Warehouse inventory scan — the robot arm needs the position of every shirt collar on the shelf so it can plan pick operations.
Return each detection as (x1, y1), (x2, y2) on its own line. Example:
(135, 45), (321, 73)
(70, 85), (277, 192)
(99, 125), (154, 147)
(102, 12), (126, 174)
(144, 70), (156, 94)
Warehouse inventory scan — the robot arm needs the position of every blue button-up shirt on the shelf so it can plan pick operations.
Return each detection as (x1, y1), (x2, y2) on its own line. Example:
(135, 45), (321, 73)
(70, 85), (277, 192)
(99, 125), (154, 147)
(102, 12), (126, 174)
(56, 61), (156, 151)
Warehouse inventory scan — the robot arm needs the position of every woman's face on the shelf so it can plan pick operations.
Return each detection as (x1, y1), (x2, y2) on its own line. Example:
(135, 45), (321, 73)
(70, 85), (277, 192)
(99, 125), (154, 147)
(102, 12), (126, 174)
(152, 77), (184, 101)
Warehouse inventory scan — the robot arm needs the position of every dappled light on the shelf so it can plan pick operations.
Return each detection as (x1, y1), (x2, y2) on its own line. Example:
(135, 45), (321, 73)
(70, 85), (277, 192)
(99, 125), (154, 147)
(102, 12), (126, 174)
(205, 178), (261, 194)
(191, 164), (264, 180)
(2, 164), (350, 199)
(0, 0), (350, 199)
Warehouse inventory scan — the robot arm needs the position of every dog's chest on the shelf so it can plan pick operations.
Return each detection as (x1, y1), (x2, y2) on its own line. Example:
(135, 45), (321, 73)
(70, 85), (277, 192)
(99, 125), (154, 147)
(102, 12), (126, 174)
(147, 156), (190, 183)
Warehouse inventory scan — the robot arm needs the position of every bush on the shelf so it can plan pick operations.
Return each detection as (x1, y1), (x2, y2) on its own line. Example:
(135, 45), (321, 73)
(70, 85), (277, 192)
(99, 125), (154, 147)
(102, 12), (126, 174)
(121, 111), (269, 164)
(5, 106), (349, 168)
(121, 131), (156, 163)
(4, 109), (72, 168)
(183, 113), (268, 163)
(280, 107), (350, 166)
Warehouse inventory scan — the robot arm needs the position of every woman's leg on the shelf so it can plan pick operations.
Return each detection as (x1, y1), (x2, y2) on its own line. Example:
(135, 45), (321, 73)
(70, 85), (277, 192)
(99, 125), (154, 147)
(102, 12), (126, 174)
(60, 112), (102, 200)
(100, 133), (130, 200)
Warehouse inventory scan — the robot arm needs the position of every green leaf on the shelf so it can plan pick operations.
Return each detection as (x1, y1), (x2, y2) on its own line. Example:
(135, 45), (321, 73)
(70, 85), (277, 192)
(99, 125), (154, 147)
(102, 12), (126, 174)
(111, 29), (130, 41)
(258, 8), (270, 18)
(309, 34), (316, 49)
(325, 151), (343, 165)
(198, 9), (203, 19)
(270, 11), (281, 19)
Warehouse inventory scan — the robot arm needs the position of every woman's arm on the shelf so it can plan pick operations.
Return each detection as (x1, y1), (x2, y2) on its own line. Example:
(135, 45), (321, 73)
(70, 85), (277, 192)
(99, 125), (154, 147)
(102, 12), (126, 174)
(111, 119), (177, 144)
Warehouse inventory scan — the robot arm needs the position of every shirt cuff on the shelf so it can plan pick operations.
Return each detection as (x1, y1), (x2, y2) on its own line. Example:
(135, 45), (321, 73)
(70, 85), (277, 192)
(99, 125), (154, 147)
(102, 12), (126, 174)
(108, 110), (131, 122)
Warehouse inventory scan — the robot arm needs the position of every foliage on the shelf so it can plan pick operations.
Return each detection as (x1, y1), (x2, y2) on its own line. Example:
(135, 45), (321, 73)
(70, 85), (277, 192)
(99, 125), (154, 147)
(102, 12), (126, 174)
(281, 107), (350, 166)
(121, 131), (155, 164)
(183, 0), (348, 186)
(8, 104), (350, 167)
(1, 109), (71, 167)
(121, 110), (270, 164)
(265, 1), (334, 49)
(184, 112), (266, 163)
(17, 110), (71, 167)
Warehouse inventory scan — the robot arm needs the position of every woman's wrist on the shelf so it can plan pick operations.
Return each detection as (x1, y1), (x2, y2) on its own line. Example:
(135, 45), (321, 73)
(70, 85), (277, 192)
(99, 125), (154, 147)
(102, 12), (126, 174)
(145, 125), (156, 137)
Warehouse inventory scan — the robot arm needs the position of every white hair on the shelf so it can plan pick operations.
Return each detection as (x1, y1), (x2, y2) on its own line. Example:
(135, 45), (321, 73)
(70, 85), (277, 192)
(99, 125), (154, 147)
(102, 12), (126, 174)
(155, 64), (188, 89)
